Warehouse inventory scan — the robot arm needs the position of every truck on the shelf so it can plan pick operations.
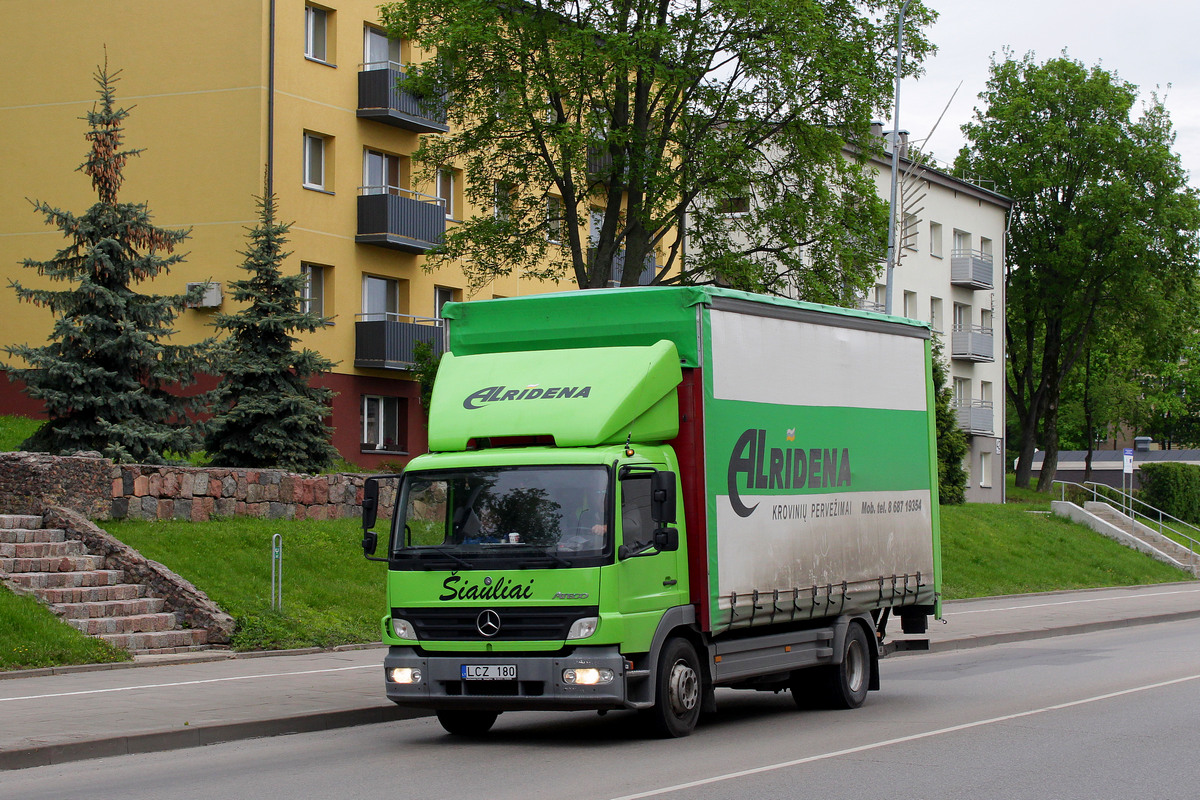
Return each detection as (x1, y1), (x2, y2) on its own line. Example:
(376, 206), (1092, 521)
(360, 286), (941, 737)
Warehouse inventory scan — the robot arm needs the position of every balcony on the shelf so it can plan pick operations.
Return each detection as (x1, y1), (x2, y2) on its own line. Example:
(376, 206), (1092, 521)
(953, 399), (994, 436)
(355, 313), (446, 370)
(951, 324), (994, 362)
(356, 187), (446, 253)
(950, 248), (994, 289)
(357, 65), (449, 134)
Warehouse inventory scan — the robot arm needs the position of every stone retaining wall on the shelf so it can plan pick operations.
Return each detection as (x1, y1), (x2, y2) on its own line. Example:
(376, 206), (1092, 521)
(0, 452), (397, 523)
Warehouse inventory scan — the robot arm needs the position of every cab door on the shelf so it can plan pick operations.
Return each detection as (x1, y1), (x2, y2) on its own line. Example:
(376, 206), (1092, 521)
(615, 467), (687, 616)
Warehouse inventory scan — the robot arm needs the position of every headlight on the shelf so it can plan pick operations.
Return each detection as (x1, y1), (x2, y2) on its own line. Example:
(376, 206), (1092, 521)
(566, 616), (598, 640)
(389, 667), (422, 684)
(563, 667), (614, 685)
(391, 617), (416, 640)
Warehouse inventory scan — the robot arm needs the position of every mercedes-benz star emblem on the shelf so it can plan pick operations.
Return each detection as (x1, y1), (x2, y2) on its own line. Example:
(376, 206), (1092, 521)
(476, 609), (501, 638)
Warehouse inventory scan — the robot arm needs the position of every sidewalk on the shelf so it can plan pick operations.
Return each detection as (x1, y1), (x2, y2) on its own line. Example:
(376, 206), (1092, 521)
(4, 581), (1200, 770)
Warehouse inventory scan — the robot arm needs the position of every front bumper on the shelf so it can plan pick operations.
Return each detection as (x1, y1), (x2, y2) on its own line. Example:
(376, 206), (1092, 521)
(383, 645), (630, 712)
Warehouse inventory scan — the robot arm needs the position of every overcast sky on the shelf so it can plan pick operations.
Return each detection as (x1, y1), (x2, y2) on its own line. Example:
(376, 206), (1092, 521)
(894, 0), (1200, 188)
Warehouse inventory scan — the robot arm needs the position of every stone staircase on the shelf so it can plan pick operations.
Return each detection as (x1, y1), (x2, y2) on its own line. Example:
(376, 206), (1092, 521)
(0, 512), (221, 654)
(1083, 501), (1200, 577)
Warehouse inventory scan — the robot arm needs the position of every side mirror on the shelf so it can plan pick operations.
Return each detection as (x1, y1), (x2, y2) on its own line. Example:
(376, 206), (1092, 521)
(362, 530), (379, 557)
(362, 478), (380, 531)
(652, 526), (679, 552)
(650, 471), (677, 524)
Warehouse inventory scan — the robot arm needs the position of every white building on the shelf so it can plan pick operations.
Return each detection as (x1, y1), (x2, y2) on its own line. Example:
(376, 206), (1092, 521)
(868, 136), (1011, 503)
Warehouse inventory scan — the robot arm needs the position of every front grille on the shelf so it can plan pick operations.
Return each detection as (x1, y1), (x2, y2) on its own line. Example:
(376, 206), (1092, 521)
(394, 606), (598, 641)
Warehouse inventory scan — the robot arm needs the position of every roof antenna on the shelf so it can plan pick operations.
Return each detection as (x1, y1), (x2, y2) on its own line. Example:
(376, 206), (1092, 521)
(624, 433), (635, 458)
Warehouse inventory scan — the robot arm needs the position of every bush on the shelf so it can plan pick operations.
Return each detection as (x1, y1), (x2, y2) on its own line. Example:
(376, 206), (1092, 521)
(1139, 462), (1200, 523)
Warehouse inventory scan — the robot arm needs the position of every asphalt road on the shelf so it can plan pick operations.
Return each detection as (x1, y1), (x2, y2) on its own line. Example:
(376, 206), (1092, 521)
(5, 618), (1199, 800)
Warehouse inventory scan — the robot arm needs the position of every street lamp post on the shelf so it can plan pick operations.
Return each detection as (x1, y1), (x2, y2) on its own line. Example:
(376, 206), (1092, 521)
(884, 0), (912, 316)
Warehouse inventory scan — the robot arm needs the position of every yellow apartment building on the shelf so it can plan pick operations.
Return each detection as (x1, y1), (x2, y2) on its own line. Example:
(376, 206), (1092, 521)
(2, 0), (570, 469)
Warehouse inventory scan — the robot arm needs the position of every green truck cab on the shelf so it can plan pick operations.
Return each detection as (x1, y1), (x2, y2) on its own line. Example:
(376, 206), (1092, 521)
(361, 287), (941, 737)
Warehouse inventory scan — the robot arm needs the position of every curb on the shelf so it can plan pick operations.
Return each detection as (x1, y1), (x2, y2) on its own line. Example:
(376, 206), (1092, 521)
(0, 705), (427, 771)
(0, 642), (388, 681)
(892, 607), (1200, 656)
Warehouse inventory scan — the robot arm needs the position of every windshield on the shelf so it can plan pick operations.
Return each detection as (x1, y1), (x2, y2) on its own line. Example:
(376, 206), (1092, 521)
(393, 465), (610, 567)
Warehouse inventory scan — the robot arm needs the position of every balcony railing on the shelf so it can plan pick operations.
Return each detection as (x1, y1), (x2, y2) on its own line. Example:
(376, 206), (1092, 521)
(357, 66), (449, 134)
(356, 186), (446, 253)
(950, 248), (994, 289)
(951, 324), (994, 362)
(856, 298), (885, 314)
(355, 313), (446, 370)
(953, 399), (994, 435)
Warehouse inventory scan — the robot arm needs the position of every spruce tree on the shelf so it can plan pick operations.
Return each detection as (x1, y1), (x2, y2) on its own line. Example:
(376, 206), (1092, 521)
(4, 63), (204, 463)
(203, 190), (338, 473)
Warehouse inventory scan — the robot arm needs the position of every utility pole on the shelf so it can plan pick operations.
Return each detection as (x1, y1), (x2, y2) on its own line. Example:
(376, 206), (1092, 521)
(884, 0), (912, 316)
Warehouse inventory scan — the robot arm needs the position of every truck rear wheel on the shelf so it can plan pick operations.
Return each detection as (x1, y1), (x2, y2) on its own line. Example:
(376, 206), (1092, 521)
(823, 622), (871, 709)
(646, 637), (703, 738)
(436, 709), (499, 737)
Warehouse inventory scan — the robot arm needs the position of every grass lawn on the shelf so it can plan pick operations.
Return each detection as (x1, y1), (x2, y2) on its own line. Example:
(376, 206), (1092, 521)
(1, 466), (1193, 670)
(940, 501), (1191, 599)
(0, 585), (130, 670)
(103, 516), (385, 652)
(0, 414), (41, 452)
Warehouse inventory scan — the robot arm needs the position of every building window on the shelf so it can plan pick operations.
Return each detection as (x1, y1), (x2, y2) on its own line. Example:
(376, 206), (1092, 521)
(363, 149), (401, 195)
(303, 133), (328, 191)
(902, 212), (918, 250)
(493, 181), (515, 221)
(301, 263), (327, 317)
(362, 395), (406, 452)
(980, 451), (992, 488)
(930, 296), (943, 333)
(547, 195), (563, 242)
(718, 196), (750, 216)
(953, 302), (969, 331)
(953, 376), (970, 404)
(437, 167), (456, 219)
(305, 5), (330, 63)
(434, 286), (456, 318)
(903, 291), (917, 319)
(929, 221), (943, 257)
(363, 25), (401, 70)
(362, 275), (399, 321)
(953, 229), (971, 256)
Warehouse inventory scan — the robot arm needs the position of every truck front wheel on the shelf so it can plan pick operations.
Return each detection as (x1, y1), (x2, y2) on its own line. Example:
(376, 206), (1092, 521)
(436, 709), (499, 737)
(646, 637), (703, 738)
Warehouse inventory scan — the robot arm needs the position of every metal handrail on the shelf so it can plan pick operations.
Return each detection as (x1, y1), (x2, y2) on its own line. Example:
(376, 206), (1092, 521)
(1054, 480), (1200, 556)
(361, 59), (406, 72)
(951, 247), (994, 264)
(951, 323), (993, 336)
(355, 312), (444, 325)
(951, 399), (993, 410)
(358, 184), (444, 205)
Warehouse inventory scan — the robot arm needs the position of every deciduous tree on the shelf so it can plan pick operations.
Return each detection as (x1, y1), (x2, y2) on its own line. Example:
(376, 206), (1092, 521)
(384, 0), (933, 298)
(956, 52), (1200, 489)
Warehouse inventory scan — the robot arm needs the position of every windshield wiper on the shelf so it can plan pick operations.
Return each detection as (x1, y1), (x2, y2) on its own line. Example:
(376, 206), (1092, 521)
(402, 545), (473, 570)
(510, 544), (572, 568)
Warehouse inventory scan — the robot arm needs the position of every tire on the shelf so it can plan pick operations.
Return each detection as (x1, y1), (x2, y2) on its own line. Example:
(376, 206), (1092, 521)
(645, 637), (703, 738)
(436, 709), (499, 737)
(824, 622), (871, 709)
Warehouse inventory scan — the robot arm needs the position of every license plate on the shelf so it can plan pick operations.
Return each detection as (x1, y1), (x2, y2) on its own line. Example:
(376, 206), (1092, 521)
(461, 663), (517, 681)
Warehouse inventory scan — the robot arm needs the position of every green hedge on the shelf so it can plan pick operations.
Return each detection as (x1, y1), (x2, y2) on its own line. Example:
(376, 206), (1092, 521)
(1139, 462), (1200, 524)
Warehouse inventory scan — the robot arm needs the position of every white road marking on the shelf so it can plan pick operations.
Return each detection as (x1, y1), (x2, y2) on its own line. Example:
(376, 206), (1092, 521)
(0, 665), (376, 703)
(606, 672), (1200, 800)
